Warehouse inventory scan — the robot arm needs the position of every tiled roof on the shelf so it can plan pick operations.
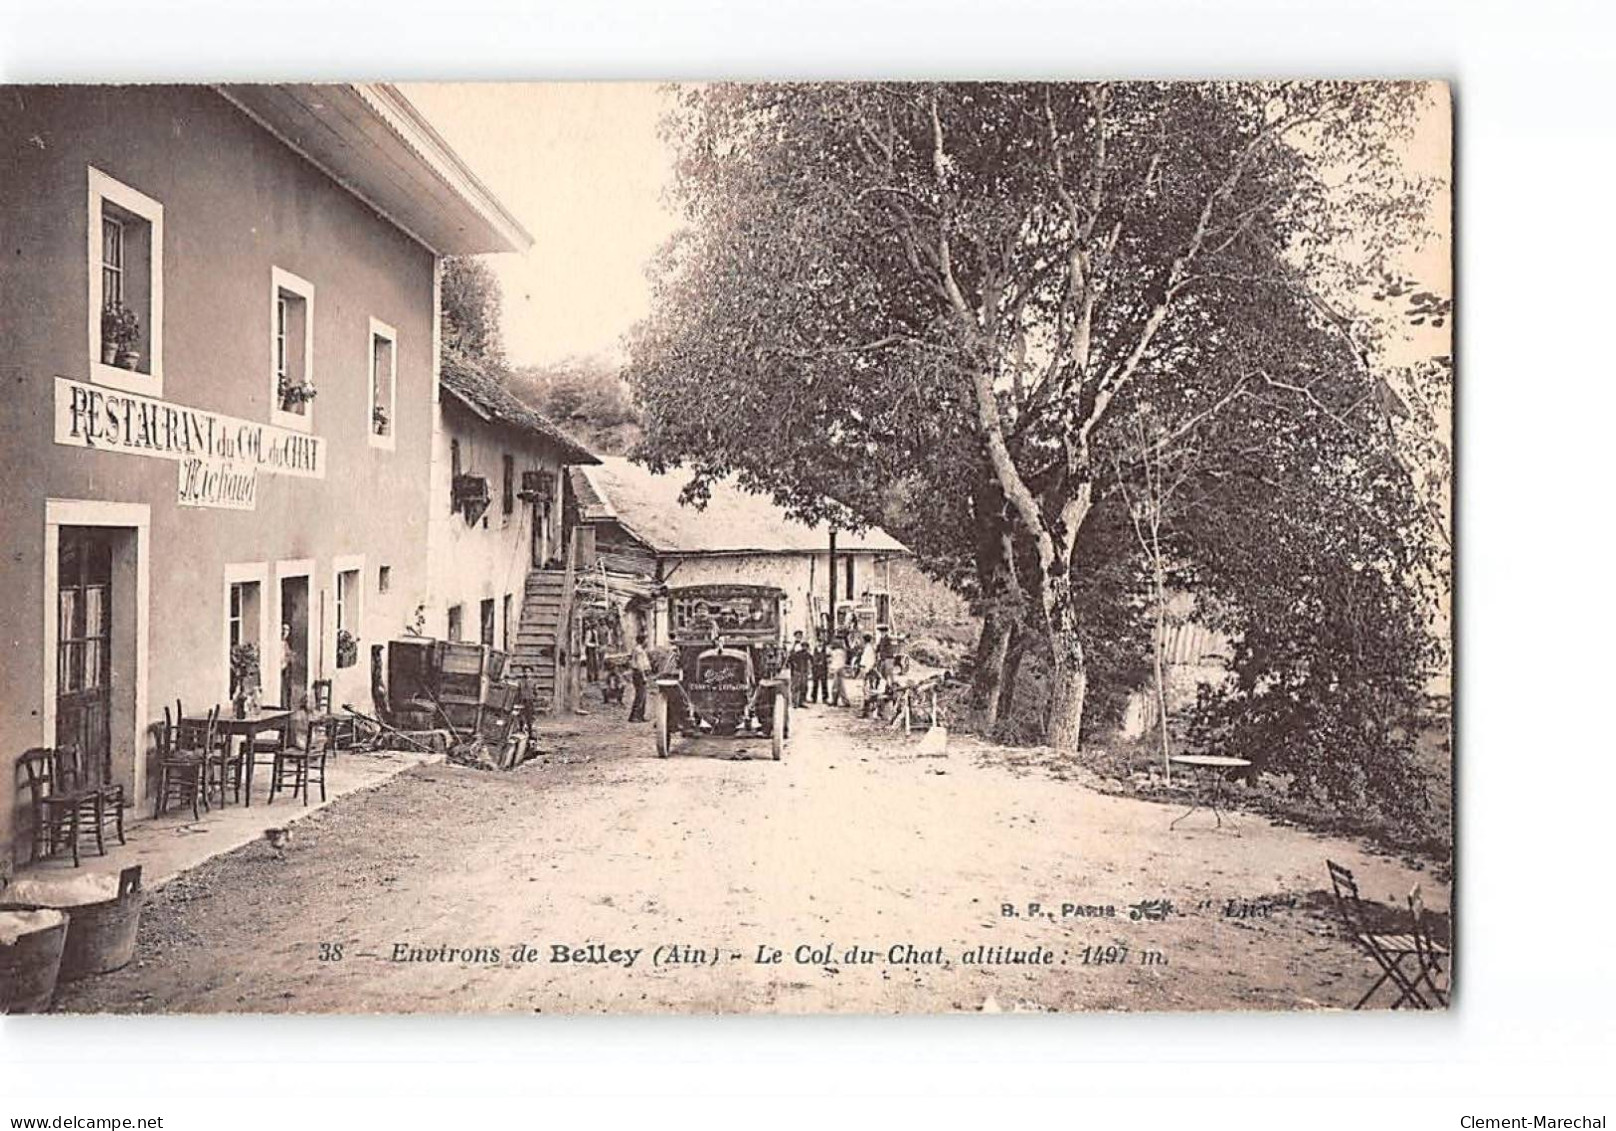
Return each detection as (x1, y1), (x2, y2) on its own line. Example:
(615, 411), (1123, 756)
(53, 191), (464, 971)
(439, 348), (599, 465)
(570, 457), (910, 556)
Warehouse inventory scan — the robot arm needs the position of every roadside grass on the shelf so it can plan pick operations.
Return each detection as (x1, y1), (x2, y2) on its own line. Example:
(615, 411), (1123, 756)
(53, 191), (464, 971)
(938, 676), (1453, 880)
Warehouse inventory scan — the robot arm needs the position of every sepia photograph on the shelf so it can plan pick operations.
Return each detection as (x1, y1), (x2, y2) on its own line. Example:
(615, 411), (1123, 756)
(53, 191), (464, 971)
(0, 78), (1452, 1016)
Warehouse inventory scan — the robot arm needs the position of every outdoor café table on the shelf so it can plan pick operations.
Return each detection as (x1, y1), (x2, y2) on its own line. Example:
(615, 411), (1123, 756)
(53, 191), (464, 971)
(185, 708), (293, 807)
(1167, 754), (1252, 830)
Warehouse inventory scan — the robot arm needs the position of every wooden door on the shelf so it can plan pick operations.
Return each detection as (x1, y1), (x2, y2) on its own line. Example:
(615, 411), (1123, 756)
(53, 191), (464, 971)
(56, 528), (113, 783)
(278, 575), (310, 708)
(531, 499), (551, 568)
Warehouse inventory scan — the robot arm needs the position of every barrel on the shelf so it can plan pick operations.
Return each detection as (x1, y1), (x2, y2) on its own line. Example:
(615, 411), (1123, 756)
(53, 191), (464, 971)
(0, 908), (69, 1013)
(0, 865), (144, 980)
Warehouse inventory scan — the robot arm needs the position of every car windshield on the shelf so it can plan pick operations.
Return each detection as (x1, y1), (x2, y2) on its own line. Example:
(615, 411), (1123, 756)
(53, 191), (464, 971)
(673, 593), (775, 635)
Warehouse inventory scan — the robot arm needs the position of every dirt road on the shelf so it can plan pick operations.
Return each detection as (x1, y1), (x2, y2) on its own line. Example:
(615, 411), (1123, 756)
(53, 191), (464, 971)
(55, 703), (1449, 1014)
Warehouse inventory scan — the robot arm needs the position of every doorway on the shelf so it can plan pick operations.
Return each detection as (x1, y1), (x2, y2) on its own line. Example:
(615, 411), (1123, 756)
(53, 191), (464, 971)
(532, 499), (552, 568)
(278, 574), (310, 709)
(55, 528), (114, 782)
(43, 502), (148, 808)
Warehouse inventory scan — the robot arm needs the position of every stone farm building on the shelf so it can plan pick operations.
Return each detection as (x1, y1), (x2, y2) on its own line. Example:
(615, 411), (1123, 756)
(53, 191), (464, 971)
(0, 83), (595, 865)
(568, 457), (912, 649)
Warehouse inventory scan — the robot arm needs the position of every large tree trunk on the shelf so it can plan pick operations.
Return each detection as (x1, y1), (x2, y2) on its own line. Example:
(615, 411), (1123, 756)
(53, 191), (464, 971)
(1041, 576), (1088, 753)
(1044, 635), (1088, 753)
(970, 609), (1015, 728)
(996, 622), (1025, 726)
(967, 471), (1016, 726)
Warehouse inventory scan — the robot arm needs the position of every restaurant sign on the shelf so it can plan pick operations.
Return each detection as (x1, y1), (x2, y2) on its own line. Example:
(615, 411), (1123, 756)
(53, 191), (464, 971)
(53, 377), (325, 480)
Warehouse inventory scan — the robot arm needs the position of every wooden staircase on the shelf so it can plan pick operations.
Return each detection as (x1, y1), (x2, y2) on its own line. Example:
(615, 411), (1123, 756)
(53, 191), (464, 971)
(509, 568), (566, 710)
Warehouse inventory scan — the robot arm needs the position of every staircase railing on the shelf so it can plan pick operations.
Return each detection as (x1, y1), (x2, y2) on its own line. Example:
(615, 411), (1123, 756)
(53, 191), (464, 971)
(554, 526), (580, 714)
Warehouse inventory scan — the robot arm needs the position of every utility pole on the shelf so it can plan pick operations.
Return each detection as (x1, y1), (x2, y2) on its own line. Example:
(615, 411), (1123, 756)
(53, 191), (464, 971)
(827, 527), (838, 642)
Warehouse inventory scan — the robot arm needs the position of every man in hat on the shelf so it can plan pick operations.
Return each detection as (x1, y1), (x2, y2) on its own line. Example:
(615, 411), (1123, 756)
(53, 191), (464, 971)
(787, 629), (813, 708)
(809, 637), (830, 704)
(875, 623), (896, 680)
(627, 633), (652, 722)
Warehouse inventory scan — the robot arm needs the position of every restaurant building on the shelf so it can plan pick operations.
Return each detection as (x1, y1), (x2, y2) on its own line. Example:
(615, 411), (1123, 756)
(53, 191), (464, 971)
(0, 84), (530, 864)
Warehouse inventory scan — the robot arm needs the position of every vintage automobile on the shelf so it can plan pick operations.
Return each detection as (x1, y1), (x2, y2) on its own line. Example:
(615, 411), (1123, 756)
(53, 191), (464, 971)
(653, 583), (789, 760)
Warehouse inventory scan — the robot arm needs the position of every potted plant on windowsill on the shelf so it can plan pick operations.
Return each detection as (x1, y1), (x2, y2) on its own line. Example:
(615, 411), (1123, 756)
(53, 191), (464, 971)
(277, 374), (318, 413)
(335, 629), (359, 670)
(372, 403), (390, 436)
(230, 643), (261, 719)
(101, 302), (141, 369)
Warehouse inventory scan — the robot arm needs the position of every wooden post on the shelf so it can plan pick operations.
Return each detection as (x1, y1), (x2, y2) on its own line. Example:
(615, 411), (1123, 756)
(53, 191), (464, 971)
(827, 527), (837, 642)
(561, 526), (582, 714)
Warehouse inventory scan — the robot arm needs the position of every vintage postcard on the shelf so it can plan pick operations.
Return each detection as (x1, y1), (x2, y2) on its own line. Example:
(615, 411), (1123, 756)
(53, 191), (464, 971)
(0, 81), (1451, 1014)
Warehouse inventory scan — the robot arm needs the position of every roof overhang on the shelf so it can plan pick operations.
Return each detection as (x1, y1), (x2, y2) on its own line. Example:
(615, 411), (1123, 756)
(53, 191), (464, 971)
(215, 83), (532, 256)
(661, 546), (913, 558)
(439, 377), (600, 466)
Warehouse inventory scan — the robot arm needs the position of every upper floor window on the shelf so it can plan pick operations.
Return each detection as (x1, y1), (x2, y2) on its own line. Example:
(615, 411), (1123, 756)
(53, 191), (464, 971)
(369, 318), (397, 450)
(270, 267), (316, 432)
(88, 167), (163, 396)
(480, 598), (496, 647)
(449, 438), (462, 514)
(502, 454), (515, 517)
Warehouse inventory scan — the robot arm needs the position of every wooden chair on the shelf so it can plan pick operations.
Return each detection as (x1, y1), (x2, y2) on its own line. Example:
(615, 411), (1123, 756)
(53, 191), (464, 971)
(56, 741), (125, 852)
(203, 707), (246, 808)
(154, 705), (214, 820)
(310, 679), (357, 750)
(17, 747), (105, 866)
(245, 703), (292, 793)
(1407, 884), (1450, 1006)
(1327, 859), (1441, 1009)
(269, 716), (331, 806)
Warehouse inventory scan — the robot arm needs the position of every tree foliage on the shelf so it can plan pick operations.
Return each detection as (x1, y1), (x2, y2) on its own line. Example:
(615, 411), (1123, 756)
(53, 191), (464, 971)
(627, 82), (1447, 782)
(441, 255), (506, 368)
(508, 357), (644, 456)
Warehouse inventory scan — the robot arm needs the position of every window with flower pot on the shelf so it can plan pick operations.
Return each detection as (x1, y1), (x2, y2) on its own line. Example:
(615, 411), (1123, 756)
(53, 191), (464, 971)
(369, 317), (397, 450)
(270, 267), (316, 432)
(221, 562), (269, 708)
(334, 562), (362, 669)
(228, 581), (263, 696)
(88, 166), (163, 396)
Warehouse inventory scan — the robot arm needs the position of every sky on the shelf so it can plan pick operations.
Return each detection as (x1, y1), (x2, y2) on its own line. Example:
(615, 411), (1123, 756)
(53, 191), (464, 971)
(403, 82), (1450, 372)
(402, 82), (680, 369)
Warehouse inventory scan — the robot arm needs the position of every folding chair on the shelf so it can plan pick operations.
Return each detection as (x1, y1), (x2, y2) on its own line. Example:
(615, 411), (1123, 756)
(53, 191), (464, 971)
(1326, 859), (1441, 1010)
(1407, 884), (1450, 1006)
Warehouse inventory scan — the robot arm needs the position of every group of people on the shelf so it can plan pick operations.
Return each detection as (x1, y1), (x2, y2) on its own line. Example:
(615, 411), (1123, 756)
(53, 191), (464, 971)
(600, 620), (898, 725)
(583, 623), (652, 721)
(784, 623), (896, 711)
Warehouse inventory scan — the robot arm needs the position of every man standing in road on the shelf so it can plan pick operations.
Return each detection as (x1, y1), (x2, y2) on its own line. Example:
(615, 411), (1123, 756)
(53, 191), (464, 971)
(828, 638), (851, 707)
(628, 633), (652, 722)
(809, 638), (830, 704)
(787, 630), (812, 708)
(584, 624), (602, 684)
(875, 623), (896, 679)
